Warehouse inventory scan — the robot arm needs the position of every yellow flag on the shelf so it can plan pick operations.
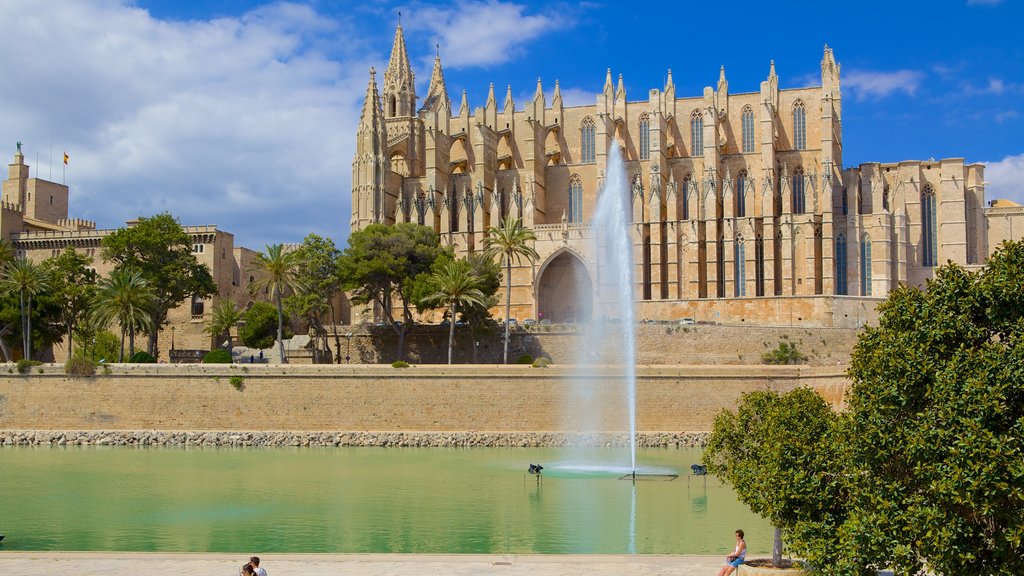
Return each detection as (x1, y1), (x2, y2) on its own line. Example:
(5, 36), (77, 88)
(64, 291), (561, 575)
(63, 151), (69, 165)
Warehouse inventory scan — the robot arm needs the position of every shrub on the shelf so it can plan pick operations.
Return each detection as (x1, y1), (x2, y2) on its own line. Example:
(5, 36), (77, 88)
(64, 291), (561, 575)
(16, 359), (41, 374)
(202, 349), (233, 364)
(65, 356), (96, 377)
(127, 351), (156, 363)
(761, 341), (807, 365)
(391, 360), (410, 368)
(532, 357), (551, 368)
(516, 354), (534, 364)
(229, 375), (245, 390)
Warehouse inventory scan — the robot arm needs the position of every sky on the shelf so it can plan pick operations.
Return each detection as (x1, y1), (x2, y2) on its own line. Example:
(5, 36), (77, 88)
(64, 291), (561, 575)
(1, 0), (1022, 249)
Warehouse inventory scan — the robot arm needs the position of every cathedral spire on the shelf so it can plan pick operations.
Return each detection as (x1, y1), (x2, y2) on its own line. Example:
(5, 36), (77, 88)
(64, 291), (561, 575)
(535, 77), (543, 99)
(665, 69), (675, 92)
(459, 89), (469, 116)
(359, 67), (383, 126)
(603, 68), (614, 95)
(504, 84), (514, 111)
(616, 73), (626, 101)
(424, 46), (450, 112)
(486, 83), (496, 109)
(552, 79), (562, 107)
(718, 65), (728, 92)
(768, 59), (777, 82)
(383, 23), (415, 117)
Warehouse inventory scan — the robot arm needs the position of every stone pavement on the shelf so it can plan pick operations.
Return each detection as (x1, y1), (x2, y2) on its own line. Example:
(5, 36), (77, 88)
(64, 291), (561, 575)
(0, 553), (729, 576)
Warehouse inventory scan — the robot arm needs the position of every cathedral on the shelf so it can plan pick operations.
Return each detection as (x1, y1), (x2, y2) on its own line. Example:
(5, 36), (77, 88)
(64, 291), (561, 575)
(351, 24), (1016, 328)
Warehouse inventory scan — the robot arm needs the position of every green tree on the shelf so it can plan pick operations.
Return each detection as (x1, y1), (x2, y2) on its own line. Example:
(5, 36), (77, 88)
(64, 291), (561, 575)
(91, 269), (156, 362)
(703, 388), (849, 572)
(0, 257), (51, 359)
(339, 223), (443, 361)
(247, 243), (300, 363)
(42, 248), (97, 356)
(842, 240), (1024, 576)
(204, 299), (243, 352)
(420, 259), (487, 364)
(101, 212), (216, 357)
(483, 216), (538, 364)
(238, 301), (286, 350)
(74, 329), (120, 363)
(284, 234), (344, 363)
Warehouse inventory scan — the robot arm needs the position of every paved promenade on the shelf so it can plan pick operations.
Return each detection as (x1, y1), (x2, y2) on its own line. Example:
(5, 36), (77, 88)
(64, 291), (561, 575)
(0, 553), (729, 576)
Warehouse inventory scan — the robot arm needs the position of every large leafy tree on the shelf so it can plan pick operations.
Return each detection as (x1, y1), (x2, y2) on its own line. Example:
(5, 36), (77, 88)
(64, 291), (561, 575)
(483, 216), (538, 364)
(842, 240), (1024, 576)
(238, 301), (287, 351)
(101, 212), (216, 357)
(284, 234), (344, 363)
(339, 223), (443, 361)
(0, 257), (51, 359)
(92, 268), (156, 362)
(247, 243), (301, 363)
(43, 248), (97, 356)
(420, 259), (487, 364)
(703, 388), (849, 572)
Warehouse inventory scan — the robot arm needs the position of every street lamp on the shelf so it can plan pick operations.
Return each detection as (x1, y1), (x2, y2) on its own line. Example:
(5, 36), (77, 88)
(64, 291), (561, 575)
(345, 332), (353, 364)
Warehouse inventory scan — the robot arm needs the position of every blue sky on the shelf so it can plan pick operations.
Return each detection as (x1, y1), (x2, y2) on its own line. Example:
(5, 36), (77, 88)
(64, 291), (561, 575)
(1, 0), (1022, 249)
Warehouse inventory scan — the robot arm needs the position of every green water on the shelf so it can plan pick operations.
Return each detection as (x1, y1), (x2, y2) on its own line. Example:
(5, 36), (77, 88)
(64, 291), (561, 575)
(0, 446), (770, 554)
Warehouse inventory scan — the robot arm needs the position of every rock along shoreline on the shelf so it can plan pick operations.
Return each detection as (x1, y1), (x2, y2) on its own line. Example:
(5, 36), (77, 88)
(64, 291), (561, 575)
(0, 430), (709, 448)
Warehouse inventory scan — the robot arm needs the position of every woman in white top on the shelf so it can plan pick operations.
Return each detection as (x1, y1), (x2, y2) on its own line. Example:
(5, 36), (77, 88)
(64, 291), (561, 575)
(718, 529), (746, 576)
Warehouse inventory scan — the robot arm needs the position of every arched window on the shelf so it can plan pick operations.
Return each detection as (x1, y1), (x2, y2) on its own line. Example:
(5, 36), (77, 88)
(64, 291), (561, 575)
(736, 170), (747, 217)
(841, 187), (848, 215)
(857, 184), (864, 215)
(690, 110), (703, 157)
(921, 184), (938, 267)
(741, 106), (755, 153)
(860, 234), (872, 296)
(638, 113), (650, 161)
(568, 174), (583, 224)
(682, 175), (691, 220)
(792, 168), (806, 214)
(580, 117), (596, 164)
(835, 233), (847, 295)
(793, 100), (806, 150)
(389, 95), (397, 118)
(754, 235), (765, 297)
(734, 236), (746, 297)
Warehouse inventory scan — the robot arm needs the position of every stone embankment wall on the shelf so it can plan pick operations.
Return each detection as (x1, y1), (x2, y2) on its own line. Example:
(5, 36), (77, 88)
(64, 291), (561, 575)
(348, 324), (862, 366)
(0, 364), (849, 436)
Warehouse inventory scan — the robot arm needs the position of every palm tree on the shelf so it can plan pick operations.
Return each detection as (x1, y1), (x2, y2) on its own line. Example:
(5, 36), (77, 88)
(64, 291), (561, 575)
(204, 299), (243, 353)
(0, 257), (51, 359)
(483, 216), (539, 364)
(422, 260), (487, 364)
(92, 269), (155, 362)
(247, 244), (300, 363)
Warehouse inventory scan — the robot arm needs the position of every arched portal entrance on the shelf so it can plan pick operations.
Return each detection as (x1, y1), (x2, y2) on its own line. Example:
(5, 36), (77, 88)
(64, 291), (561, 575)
(537, 251), (592, 323)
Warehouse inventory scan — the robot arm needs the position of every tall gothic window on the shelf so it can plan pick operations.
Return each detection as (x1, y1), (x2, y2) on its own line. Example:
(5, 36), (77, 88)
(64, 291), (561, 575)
(841, 187), (848, 215)
(835, 233), (848, 295)
(581, 117), (596, 164)
(690, 110), (703, 157)
(921, 184), (938, 267)
(638, 113), (650, 161)
(741, 106), (755, 153)
(793, 100), (806, 150)
(736, 170), (747, 217)
(734, 236), (746, 297)
(793, 168), (806, 214)
(754, 235), (765, 297)
(860, 234), (872, 296)
(568, 174), (583, 224)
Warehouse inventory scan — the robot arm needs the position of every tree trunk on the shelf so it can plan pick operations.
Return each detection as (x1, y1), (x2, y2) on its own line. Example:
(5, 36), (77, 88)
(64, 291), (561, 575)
(129, 324), (136, 357)
(67, 323), (74, 360)
(330, 302), (342, 364)
(503, 254), (511, 364)
(19, 292), (28, 359)
(0, 331), (11, 362)
(447, 302), (456, 364)
(119, 327), (126, 363)
(773, 526), (783, 568)
(25, 293), (33, 360)
(275, 289), (286, 363)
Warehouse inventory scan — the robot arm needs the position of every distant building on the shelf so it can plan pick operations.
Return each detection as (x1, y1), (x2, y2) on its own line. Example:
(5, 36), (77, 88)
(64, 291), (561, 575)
(351, 24), (1024, 327)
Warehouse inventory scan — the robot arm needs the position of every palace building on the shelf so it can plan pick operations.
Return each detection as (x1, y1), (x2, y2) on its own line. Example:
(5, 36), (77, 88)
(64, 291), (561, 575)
(351, 24), (1024, 327)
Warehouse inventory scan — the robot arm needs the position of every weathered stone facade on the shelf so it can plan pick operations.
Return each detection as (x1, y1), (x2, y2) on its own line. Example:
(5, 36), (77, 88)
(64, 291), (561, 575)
(352, 24), (1023, 327)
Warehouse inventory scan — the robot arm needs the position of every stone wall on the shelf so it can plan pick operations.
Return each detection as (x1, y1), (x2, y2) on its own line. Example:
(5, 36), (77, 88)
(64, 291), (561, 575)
(0, 364), (849, 433)
(347, 323), (862, 366)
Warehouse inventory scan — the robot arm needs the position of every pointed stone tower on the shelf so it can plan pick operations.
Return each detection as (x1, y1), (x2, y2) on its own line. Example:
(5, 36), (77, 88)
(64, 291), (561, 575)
(422, 47), (450, 115)
(352, 68), (389, 229)
(383, 23), (416, 119)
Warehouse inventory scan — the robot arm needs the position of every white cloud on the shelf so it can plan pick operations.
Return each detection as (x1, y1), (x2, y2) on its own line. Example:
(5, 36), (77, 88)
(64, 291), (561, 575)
(984, 153), (1024, 204)
(844, 69), (926, 101)
(406, 1), (557, 69)
(0, 0), (372, 247)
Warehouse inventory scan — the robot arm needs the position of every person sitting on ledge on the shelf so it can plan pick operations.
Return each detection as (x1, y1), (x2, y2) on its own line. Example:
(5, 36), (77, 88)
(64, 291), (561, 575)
(718, 529), (746, 576)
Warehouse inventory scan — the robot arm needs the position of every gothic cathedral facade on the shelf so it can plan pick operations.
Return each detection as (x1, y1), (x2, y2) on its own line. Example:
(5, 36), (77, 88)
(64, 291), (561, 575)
(351, 24), (993, 327)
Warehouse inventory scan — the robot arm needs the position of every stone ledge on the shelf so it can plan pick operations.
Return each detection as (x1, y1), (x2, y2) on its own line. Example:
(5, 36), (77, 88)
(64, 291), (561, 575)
(0, 430), (710, 448)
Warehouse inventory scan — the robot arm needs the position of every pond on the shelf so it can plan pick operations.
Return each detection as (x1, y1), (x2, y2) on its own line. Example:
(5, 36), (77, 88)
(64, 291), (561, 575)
(0, 446), (770, 554)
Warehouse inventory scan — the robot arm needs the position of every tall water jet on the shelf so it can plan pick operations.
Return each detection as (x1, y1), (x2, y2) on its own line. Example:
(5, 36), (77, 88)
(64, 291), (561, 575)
(569, 143), (637, 471)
